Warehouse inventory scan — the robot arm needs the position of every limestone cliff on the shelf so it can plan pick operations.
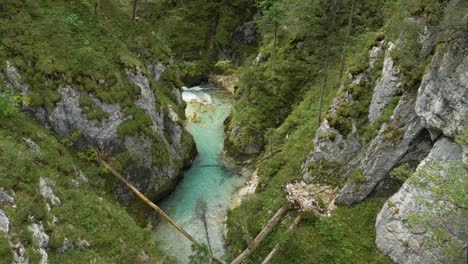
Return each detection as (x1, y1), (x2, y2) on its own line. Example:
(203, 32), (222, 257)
(1, 61), (196, 203)
(301, 16), (467, 264)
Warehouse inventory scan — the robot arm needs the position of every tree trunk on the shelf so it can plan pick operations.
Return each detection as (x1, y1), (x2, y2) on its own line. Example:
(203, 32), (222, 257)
(317, 0), (338, 126)
(273, 21), (278, 73)
(95, 0), (100, 16)
(337, 0), (356, 89)
(261, 215), (302, 264)
(231, 204), (290, 264)
(132, 0), (138, 21)
(97, 159), (222, 264)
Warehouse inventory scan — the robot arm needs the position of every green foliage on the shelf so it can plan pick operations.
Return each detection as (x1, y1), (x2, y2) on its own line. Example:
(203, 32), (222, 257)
(383, 124), (403, 141)
(390, 163), (414, 182)
(0, 111), (165, 262)
(76, 146), (97, 162)
(83, 106), (109, 121)
(0, 234), (13, 264)
(189, 244), (212, 264)
(362, 96), (400, 144)
(228, 198), (391, 263)
(455, 127), (468, 145)
(307, 159), (342, 186)
(213, 60), (236, 75)
(0, 0), (172, 110)
(117, 108), (153, 138)
(0, 91), (19, 117)
(349, 169), (366, 184)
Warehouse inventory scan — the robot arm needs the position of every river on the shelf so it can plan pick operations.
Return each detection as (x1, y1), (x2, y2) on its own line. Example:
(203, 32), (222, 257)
(154, 84), (245, 263)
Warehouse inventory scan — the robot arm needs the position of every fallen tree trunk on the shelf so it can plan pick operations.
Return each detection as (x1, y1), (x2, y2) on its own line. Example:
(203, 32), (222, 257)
(231, 204), (290, 264)
(98, 159), (221, 264)
(261, 215), (302, 264)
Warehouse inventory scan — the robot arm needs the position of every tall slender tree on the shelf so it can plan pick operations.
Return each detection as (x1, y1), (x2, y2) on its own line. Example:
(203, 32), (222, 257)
(132, 0), (138, 21)
(317, 0), (338, 126)
(337, 0), (356, 89)
(95, 0), (101, 16)
(257, 0), (285, 74)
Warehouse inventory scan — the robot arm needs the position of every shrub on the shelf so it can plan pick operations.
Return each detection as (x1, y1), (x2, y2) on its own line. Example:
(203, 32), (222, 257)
(390, 163), (414, 182)
(349, 169), (367, 184)
(0, 91), (19, 117)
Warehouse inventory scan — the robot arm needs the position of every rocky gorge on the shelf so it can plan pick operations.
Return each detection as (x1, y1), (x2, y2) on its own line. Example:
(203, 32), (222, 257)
(0, 0), (467, 263)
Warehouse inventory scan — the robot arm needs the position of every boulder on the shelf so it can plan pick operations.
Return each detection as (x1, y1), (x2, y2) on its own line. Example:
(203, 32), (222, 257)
(375, 138), (467, 264)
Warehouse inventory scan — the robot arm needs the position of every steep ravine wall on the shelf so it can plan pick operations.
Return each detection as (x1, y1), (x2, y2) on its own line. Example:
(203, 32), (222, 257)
(301, 29), (467, 264)
(1, 62), (196, 204)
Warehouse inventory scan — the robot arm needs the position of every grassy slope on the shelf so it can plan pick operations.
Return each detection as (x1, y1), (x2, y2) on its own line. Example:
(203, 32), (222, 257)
(225, 1), (393, 262)
(226, 0), (466, 262)
(0, 110), (171, 263)
(226, 59), (391, 263)
(0, 0), (186, 138)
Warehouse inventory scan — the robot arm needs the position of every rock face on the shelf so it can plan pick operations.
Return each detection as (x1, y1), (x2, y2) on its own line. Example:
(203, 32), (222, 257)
(299, 13), (467, 262)
(2, 63), (196, 203)
(335, 92), (432, 205)
(0, 209), (9, 233)
(375, 138), (467, 264)
(302, 119), (362, 183)
(368, 42), (402, 123)
(415, 47), (468, 138)
(28, 222), (49, 264)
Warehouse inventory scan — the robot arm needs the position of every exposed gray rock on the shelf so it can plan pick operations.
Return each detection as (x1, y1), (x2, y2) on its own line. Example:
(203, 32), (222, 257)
(369, 45), (384, 68)
(233, 21), (257, 45)
(39, 177), (60, 206)
(28, 222), (49, 264)
(49, 86), (125, 155)
(75, 239), (91, 249)
(57, 238), (74, 253)
(368, 42), (402, 123)
(0, 209), (9, 233)
(415, 45), (468, 138)
(168, 105), (179, 123)
(22, 138), (40, 151)
(5, 61), (29, 95)
(302, 119), (362, 183)
(0, 188), (15, 207)
(12, 242), (29, 264)
(336, 92), (432, 205)
(171, 86), (183, 105)
(376, 138), (467, 264)
(3, 63), (195, 203)
(253, 53), (263, 65)
(147, 62), (166, 82)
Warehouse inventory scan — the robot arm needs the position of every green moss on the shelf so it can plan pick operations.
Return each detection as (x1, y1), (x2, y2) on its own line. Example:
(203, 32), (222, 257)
(83, 106), (109, 121)
(307, 159), (342, 186)
(383, 124), (403, 141)
(117, 108), (153, 139)
(0, 234), (13, 263)
(349, 169), (367, 184)
(0, 0), (174, 112)
(361, 96), (400, 144)
(0, 111), (165, 262)
(390, 163), (414, 182)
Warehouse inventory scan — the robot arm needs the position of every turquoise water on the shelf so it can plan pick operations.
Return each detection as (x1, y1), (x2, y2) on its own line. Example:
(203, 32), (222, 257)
(154, 86), (244, 263)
